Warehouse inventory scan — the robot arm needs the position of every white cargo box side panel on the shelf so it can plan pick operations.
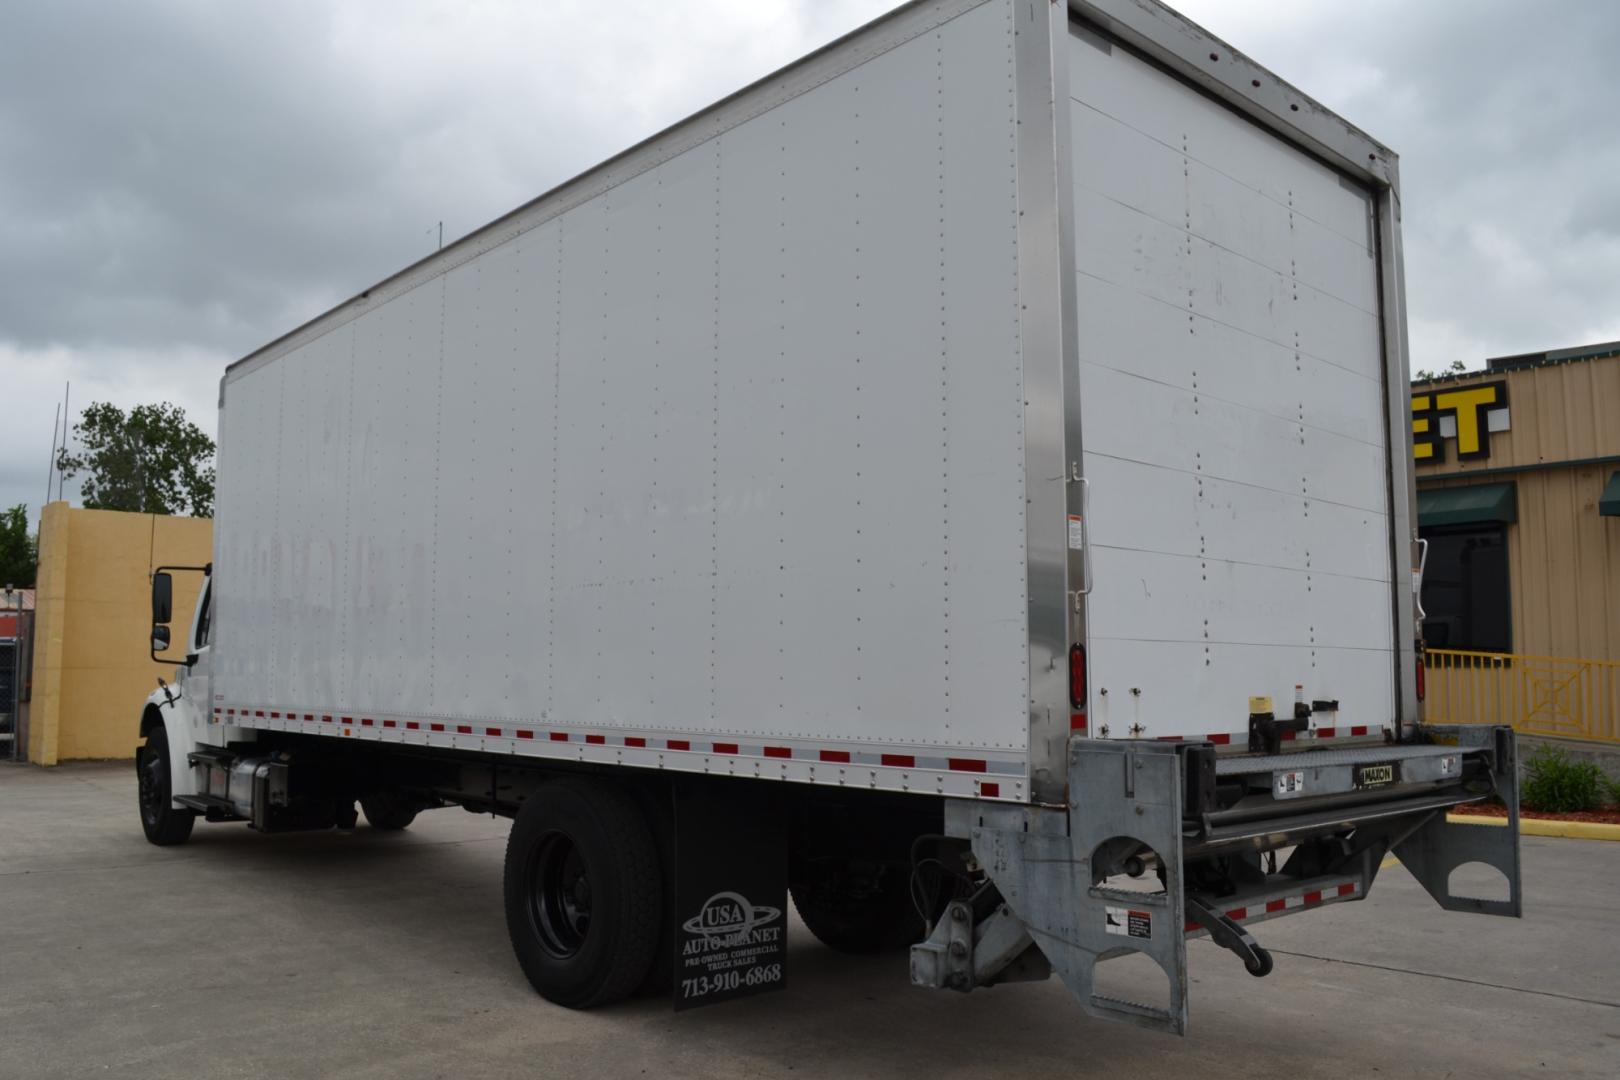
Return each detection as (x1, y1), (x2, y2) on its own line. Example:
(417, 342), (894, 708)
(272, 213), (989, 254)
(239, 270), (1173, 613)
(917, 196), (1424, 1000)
(1067, 25), (1396, 741)
(214, 0), (1032, 787)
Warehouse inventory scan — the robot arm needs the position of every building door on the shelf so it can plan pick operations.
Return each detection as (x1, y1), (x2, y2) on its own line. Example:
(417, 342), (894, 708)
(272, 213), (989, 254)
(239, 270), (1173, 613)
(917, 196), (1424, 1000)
(1420, 526), (1511, 652)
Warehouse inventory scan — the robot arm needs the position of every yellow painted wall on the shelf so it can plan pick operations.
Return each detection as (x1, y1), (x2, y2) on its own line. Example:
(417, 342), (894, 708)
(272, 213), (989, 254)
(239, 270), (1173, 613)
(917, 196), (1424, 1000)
(27, 503), (212, 764)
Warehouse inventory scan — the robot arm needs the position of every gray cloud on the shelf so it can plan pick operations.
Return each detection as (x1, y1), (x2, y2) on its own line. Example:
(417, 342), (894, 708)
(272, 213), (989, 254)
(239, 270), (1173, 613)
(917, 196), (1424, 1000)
(0, 0), (886, 525)
(3, 0), (1617, 529)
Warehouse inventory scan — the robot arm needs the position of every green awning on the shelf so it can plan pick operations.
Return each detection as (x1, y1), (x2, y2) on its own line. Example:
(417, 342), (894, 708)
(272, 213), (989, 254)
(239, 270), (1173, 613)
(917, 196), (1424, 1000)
(1417, 482), (1517, 527)
(1601, 472), (1620, 517)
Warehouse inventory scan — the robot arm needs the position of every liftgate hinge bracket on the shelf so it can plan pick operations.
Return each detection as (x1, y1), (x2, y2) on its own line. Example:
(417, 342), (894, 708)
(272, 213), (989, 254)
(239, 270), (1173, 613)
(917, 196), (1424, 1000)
(911, 900), (1041, 992)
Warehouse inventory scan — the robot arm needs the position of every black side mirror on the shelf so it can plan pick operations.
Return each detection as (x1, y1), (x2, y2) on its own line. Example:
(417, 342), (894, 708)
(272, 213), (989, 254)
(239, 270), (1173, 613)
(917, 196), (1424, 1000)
(152, 572), (173, 625)
(149, 564), (209, 665)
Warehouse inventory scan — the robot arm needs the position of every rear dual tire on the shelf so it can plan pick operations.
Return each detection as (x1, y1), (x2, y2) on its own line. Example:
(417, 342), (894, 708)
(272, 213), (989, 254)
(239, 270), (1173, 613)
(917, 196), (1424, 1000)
(503, 779), (663, 1008)
(789, 868), (922, 954)
(787, 799), (940, 954)
(360, 790), (419, 831)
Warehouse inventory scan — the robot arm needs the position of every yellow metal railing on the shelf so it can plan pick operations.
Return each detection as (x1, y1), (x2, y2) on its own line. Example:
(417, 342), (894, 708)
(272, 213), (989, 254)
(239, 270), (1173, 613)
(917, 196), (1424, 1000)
(1424, 648), (1620, 745)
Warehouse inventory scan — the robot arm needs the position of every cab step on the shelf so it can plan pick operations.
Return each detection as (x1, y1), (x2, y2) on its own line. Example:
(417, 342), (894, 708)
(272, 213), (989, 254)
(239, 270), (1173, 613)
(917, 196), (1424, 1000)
(174, 793), (246, 821)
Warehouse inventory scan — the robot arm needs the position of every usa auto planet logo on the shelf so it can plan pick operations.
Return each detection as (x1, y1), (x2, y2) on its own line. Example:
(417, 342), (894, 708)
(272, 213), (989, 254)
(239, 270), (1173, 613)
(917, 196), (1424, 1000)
(682, 891), (782, 948)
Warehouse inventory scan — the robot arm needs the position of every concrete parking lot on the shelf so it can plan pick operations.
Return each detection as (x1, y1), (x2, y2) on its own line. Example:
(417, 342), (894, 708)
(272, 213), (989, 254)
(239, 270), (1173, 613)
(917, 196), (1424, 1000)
(2, 762), (1616, 1079)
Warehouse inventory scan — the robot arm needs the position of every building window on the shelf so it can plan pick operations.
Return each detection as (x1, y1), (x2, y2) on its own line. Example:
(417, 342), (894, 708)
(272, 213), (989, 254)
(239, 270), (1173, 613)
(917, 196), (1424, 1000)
(1420, 526), (1511, 652)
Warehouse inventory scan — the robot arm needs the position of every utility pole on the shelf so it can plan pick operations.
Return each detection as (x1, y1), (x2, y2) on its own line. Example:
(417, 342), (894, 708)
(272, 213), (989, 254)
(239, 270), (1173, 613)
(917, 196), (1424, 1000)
(56, 381), (69, 502)
(45, 403), (59, 508)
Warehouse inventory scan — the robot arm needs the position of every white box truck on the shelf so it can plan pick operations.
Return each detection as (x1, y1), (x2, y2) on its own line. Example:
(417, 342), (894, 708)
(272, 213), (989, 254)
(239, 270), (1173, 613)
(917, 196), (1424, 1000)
(136, 0), (1521, 1033)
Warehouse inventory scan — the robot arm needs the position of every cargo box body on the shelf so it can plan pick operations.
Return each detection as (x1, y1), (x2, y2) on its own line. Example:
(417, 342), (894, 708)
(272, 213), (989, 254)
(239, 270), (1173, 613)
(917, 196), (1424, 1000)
(209, 0), (1417, 806)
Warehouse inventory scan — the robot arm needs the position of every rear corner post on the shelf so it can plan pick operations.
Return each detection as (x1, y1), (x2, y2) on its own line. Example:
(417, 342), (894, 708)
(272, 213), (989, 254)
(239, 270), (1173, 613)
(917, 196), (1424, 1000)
(1013, 0), (1085, 805)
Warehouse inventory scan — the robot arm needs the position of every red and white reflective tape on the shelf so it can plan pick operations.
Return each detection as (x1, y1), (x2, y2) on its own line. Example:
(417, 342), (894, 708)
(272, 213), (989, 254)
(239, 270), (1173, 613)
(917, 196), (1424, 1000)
(214, 703), (1023, 788)
(1183, 880), (1359, 933)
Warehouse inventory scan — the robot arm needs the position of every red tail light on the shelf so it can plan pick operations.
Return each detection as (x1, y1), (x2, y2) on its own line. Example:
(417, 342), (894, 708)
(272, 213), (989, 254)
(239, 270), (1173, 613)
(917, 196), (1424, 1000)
(1069, 644), (1087, 709)
(1415, 653), (1426, 702)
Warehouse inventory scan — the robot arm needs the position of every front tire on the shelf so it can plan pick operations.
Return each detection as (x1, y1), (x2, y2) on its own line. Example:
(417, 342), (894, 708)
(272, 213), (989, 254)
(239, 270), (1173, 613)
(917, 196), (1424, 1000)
(503, 778), (662, 1008)
(136, 725), (194, 846)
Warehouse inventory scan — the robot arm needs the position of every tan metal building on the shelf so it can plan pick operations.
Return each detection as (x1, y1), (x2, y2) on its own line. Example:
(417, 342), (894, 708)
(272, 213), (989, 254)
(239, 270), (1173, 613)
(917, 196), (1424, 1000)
(1413, 342), (1620, 740)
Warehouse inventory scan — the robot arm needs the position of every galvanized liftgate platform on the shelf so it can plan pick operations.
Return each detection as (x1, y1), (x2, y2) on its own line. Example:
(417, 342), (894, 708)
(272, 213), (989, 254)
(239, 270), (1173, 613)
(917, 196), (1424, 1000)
(912, 725), (1520, 1034)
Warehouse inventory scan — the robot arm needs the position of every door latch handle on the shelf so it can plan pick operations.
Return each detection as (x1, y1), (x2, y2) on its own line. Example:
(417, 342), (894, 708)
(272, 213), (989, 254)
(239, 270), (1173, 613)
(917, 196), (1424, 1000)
(1413, 537), (1429, 620)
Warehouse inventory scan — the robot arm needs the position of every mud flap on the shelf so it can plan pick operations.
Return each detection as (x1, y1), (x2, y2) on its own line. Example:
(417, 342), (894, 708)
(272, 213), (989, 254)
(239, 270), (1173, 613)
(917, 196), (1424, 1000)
(672, 780), (788, 1009)
(1394, 725), (1522, 917)
(970, 741), (1189, 1034)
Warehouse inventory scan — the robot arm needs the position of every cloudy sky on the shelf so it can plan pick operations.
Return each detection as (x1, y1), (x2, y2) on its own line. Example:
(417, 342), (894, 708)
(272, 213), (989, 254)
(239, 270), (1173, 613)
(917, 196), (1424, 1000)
(2, 0), (1617, 527)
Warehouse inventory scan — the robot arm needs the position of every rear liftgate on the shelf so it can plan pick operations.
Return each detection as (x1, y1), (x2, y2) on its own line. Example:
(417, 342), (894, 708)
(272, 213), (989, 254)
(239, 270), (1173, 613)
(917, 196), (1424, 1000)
(911, 725), (1520, 1034)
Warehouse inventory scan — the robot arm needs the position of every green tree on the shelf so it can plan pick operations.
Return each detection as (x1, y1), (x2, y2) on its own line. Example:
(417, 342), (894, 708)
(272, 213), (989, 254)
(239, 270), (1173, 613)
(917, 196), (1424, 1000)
(56, 402), (216, 517)
(1413, 359), (1469, 382)
(0, 504), (37, 588)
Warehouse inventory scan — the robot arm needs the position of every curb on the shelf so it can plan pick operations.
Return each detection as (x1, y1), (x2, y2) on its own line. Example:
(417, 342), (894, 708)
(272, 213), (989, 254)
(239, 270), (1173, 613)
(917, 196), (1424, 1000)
(1448, 813), (1620, 841)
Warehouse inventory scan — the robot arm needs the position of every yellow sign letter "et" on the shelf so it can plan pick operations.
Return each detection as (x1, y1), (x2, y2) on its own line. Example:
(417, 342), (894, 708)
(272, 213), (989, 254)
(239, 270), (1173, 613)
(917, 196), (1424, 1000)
(1410, 380), (1507, 463)
(1432, 384), (1503, 459)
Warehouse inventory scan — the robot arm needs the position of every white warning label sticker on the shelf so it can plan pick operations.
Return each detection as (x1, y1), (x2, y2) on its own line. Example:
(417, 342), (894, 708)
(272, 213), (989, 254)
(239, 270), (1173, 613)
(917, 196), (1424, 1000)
(1274, 770), (1306, 798)
(1068, 515), (1084, 551)
(1105, 905), (1152, 939)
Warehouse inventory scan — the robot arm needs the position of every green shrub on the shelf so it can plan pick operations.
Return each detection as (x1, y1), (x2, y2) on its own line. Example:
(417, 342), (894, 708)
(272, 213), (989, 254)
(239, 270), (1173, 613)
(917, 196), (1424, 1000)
(1520, 745), (1607, 813)
(1607, 774), (1620, 808)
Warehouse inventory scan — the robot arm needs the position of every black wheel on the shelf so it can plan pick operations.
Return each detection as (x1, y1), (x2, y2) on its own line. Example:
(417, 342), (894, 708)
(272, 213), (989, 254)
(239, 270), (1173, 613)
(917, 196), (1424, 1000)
(1245, 945), (1274, 978)
(789, 864), (922, 954)
(788, 796), (941, 954)
(136, 725), (194, 846)
(503, 779), (662, 1008)
(360, 790), (419, 831)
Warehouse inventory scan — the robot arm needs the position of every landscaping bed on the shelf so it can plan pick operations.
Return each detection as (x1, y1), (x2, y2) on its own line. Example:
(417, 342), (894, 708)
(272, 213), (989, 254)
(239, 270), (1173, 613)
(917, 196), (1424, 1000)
(1447, 743), (1620, 827)
(1455, 801), (1620, 826)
